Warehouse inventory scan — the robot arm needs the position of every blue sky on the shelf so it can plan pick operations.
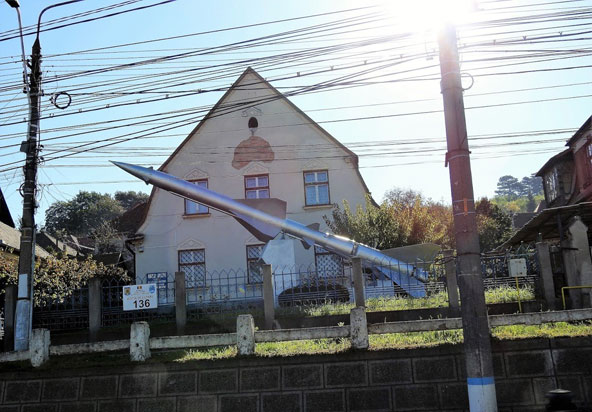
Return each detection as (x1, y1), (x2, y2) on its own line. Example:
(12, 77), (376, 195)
(1, 0), (591, 225)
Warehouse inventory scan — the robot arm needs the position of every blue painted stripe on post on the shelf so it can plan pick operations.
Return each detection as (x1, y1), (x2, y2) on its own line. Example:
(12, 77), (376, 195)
(467, 377), (495, 385)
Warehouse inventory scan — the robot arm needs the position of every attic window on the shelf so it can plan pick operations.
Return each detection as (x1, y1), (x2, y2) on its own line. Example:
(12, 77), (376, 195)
(248, 117), (258, 129)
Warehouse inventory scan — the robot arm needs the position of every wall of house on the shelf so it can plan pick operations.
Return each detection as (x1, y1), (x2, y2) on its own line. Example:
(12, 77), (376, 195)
(0, 337), (590, 411)
(135, 71), (369, 284)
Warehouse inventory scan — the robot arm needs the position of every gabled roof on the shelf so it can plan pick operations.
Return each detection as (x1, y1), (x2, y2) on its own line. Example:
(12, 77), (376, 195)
(566, 114), (592, 147)
(0, 221), (50, 258)
(535, 148), (572, 177)
(0, 187), (14, 228)
(136, 67), (375, 232)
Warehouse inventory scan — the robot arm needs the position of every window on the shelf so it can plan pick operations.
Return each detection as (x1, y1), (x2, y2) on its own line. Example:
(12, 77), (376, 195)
(178, 249), (206, 288)
(245, 174), (269, 199)
(184, 179), (208, 215)
(246, 244), (265, 284)
(304, 170), (330, 206)
(544, 168), (559, 202)
(314, 246), (343, 278)
(586, 141), (592, 181)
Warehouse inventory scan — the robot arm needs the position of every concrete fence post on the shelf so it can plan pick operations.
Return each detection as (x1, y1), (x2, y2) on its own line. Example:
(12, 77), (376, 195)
(443, 250), (460, 314)
(352, 257), (365, 307)
(30, 328), (50, 367)
(350, 307), (368, 350)
(561, 242), (582, 309)
(535, 242), (557, 310)
(3, 284), (16, 352)
(175, 271), (187, 335)
(237, 314), (255, 356)
(88, 278), (102, 342)
(262, 264), (275, 330)
(130, 321), (150, 362)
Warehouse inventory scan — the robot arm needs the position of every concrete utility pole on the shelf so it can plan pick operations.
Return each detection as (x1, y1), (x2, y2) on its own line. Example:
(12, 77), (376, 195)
(11, 0), (84, 351)
(438, 23), (497, 412)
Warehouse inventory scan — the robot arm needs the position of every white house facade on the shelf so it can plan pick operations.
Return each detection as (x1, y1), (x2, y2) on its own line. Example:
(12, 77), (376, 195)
(132, 68), (372, 306)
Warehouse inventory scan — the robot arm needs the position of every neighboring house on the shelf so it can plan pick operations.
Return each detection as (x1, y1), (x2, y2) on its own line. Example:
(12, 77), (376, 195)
(537, 115), (592, 208)
(131, 67), (372, 305)
(36, 231), (81, 257)
(0, 221), (50, 261)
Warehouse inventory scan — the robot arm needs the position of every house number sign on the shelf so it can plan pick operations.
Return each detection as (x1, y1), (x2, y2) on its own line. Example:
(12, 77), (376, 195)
(123, 284), (158, 311)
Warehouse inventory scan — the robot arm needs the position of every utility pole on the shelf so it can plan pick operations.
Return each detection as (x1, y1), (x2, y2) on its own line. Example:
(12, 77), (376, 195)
(438, 23), (497, 412)
(14, 29), (41, 353)
(10, 0), (84, 351)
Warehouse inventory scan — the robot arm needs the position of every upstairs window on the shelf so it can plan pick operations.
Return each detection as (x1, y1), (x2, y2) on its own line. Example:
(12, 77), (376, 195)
(246, 244), (265, 284)
(245, 174), (269, 199)
(587, 141), (592, 181)
(304, 170), (330, 206)
(184, 179), (209, 215)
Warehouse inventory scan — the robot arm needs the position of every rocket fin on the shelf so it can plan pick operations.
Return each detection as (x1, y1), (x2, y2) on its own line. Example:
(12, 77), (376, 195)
(232, 198), (287, 242)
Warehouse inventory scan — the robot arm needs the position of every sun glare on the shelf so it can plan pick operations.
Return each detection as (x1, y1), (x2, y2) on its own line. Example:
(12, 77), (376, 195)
(383, 0), (475, 33)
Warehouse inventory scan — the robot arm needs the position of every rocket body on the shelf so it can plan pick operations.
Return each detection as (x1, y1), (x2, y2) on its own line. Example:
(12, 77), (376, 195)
(112, 162), (427, 296)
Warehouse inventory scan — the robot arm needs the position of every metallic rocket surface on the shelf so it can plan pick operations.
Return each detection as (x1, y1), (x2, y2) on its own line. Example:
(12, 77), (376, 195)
(112, 161), (428, 297)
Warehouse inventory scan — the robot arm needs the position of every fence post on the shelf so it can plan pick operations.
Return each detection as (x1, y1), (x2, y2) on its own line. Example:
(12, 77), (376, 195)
(536, 242), (557, 310)
(352, 257), (365, 307)
(350, 307), (368, 349)
(88, 278), (102, 342)
(567, 217), (592, 308)
(130, 321), (150, 362)
(30, 328), (50, 367)
(237, 314), (255, 356)
(175, 271), (187, 335)
(263, 264), (275, 330)
(561, 242), (582, 309)
(443, 250), (460, 314)
(3, 284), (16, 351)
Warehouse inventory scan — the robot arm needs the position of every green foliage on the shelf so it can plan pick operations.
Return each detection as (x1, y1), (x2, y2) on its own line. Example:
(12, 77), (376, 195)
(114, 191), (148, 210)
(495, 174), (543, 200)
(0, 253), (129, 308)
(324, 190), (454, 250)
(44, 191), (124, 237)
(475, 198), (513, 252)
(492, 194), (544, 214)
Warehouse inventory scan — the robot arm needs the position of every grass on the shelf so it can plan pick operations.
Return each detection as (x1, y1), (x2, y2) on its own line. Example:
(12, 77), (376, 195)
(276, 285), (536, 317)
(157, 320), (592, 363)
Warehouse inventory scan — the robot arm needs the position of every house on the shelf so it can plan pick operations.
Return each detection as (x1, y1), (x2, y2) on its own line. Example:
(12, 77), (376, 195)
(499, 114), (592, 247)
(131, 67), (372, 306)
(537, 115), (592, 208)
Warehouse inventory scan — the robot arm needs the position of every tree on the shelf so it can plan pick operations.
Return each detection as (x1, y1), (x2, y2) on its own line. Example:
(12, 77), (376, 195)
(114, 191), (148, 210)
(324, 190), (454, 250)
(44, 191), (124, 237)
(520, 174), (543, 196)
(475, 198), (513, 252)
(494, 175), (522, 199)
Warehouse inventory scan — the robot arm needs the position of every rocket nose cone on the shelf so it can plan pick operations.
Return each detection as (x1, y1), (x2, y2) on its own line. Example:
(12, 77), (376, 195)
(110, 161), (151, 184)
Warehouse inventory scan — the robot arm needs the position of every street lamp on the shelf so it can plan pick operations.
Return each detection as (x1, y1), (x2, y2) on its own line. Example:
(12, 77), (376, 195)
(5, 0), (84, 352)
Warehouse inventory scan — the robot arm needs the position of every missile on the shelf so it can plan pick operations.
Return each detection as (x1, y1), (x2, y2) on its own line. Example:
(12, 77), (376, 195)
(112, 161), (428, 297)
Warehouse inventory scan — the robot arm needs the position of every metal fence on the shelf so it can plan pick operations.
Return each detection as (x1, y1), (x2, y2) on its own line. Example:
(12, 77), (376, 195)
(186, 269), (263, 320)
(481, 251), (539, 289)
(100, 275), (174, 327)
(32, 286), (89, 331)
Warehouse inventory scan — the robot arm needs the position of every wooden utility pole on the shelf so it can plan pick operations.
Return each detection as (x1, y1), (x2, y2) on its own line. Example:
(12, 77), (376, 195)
(438, 23), (497, 412)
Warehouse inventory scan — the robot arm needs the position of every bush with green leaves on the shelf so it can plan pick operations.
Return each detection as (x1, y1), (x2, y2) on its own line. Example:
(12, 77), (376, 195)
(0, 253), (129, 307)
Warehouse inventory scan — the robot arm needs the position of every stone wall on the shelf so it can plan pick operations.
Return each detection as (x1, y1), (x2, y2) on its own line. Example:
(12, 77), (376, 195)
(0, 337), (590, 412)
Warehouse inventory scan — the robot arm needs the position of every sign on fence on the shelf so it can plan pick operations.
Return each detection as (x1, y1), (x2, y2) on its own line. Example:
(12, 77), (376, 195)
(123, 284), (158, 311)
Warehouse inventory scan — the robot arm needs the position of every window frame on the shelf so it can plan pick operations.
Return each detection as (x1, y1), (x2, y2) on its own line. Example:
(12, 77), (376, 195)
(544, 168), (559, 203)
(246, 244), (265, 284)
(585, 140), (592, 185)
(184, 179), (209, 215)
(178, 248), (206, 288)
(244, 174), (270, 199)
(303, 170), (330, 206)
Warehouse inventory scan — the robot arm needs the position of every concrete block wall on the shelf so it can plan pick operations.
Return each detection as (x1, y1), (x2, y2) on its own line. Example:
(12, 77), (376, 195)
(0, 337), (590, 411)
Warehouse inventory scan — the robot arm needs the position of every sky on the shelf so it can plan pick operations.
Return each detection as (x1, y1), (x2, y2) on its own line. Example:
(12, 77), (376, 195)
(0, 0), (591, 225)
